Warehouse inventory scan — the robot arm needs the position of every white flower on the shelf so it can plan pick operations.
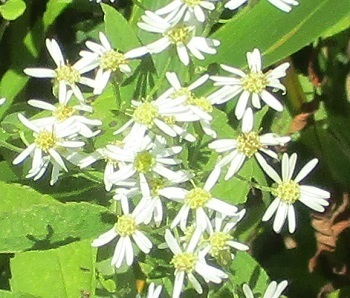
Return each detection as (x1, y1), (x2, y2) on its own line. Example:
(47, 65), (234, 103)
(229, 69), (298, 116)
(165, 228), (228, 298)
(0, 97), (6, 106)
(105, 134), (185, 192)
(114, 95), (194, 142)
(243, 280), (288, 298)
(209, 109), (290, 180)
(146, 282), (162, 298)
(161, 168), (239, 231)
(13, 114), (84, 185)
(79, 141), (135, 191)
(91, 199), (152, 268)
(165, 72), (217, 138)
(24, 38), (96, 102)
(257, 153), (330, 233)
(206, 210), (249, 261)
(210, 48), (289, 124)
(225, 0), (298, 12)
(28, 89), (101, 138)
(79, 32), (147, 94)
(138, 11), (220, 65)
(155, 0), (217, 23)
(137, 170), (193, 227)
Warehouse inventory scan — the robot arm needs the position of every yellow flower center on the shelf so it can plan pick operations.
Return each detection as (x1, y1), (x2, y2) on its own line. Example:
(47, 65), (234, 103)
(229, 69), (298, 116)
(149, 177), (165, 196)
(161, 115), (176, 126)
(275, 180), (300, 204)
(115, 214), (137, 237)
(171, 252), (197, 272)
(100, 50), (127, 71)
(241, 71), (268, 94)
(35, 130), (57, 153)
(209, 232), (232, 257)
(185, 187), (211, 209)
(187, 96), (213, 113)
(165, 25), (192, 45)
(134, 151), (155, 173)
(237, 132), (262, 158)
(171, 87), (192, 99)
(184, 0), (201, 7)
(52, 105), (75, 121)
(55, 65), (80, 85)
(133, 102), (158, 127)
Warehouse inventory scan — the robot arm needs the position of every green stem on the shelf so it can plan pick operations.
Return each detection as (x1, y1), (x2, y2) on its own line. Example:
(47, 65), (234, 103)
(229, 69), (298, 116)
(131, 0), (147, 11)
(0, 19), (9, 44)
(189, 123), (204, 168)
(235, 173), (272, 192)
(0, 139), (22, 153)
(147, 55), (172, 99)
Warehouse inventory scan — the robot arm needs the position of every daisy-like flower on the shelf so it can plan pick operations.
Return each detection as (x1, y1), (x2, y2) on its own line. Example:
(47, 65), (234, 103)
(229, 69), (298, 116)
(209, 108), (290, 180)
(155, 0), (217, 23)
(161, 167), (239, 231)
(242, 280), (288, 298)
(138, 11), (220, 66)
(205, 210), (249, 263)
(78, 141), (138, 191)
(165, 72), (217, 137)
(137, 170), (192, 227)
(210, 48), (290, 125)
(91, 199), (152, 268)
(28, 89), (101, 138)
(79, 32), (147, 94)
(104, 134), (185, 192)
(12, 114), (84, 185)
(24, 38), (95, 102)
(114, 94), (195, 142)
(225, 0), (298, 12)
(165, 228), (228, 298)
(256, 153), (330, 233)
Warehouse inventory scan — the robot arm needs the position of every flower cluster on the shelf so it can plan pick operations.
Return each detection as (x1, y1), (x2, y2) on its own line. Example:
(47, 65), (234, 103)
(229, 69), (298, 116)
(12, 0), (329, 297)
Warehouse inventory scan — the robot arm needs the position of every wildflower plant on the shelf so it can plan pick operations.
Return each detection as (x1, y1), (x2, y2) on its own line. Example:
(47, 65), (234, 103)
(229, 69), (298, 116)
(0, 0), (348, 297)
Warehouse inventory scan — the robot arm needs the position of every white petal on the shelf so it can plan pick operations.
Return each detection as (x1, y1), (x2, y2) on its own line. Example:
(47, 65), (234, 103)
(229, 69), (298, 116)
(165, 229), (182, 255)
(294, 158), (318, 183)
(260, 90), (283, 112)
(262, 197), (280, 222)
(273, 201), (288, 233)
(287, 204), (296, 233)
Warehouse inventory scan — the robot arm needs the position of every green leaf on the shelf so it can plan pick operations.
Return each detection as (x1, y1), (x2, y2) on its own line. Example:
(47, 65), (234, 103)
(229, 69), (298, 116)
(203, 0), (350, 68)
(321, 14), (350, 39)
(229, 251), (270, 294)
(10, 240), (96, 297)
(0, 181), (58, 212)
(102, 3), (141, 50)
(0, 290), (37, 297)
(0, 0), (73, 121)
(0, 201), (112, 253)
(211, 162), (252, 205)
(0, 0), (26, 21)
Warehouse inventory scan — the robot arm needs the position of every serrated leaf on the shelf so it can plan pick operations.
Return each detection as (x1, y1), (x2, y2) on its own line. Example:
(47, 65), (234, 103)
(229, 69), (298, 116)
(0, 0), (26, 21)
(10, 240), (96, 297)
(0, 201), (112, 252)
